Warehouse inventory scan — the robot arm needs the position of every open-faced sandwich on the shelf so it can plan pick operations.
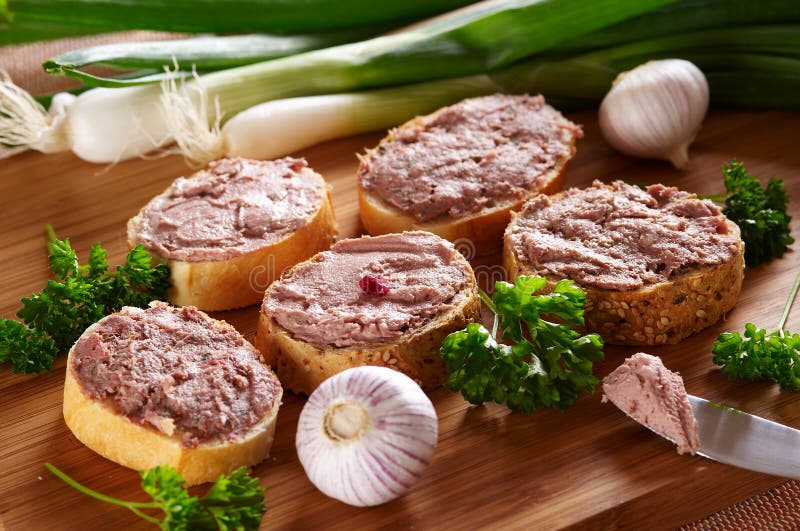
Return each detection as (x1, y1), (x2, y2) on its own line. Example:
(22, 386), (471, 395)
(128, 157), (337, 311)
(504, 180), (745, 345)
(255, 231), (480, 394)
(357, 94), (581, 254)
(63, 302), (283, 485)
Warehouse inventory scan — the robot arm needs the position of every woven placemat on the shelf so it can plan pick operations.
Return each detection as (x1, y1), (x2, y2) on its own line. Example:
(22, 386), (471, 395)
(682, 481), (800, 530)
(2, 30), (800, 529)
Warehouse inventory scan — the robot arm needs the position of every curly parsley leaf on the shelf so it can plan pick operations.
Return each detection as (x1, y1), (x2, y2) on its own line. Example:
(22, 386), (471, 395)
(141, 466), (207, 530)
(441, 323), (521, 406)
(105, 245), (171, 309)
(0, 227), (170, 374)
(0, 320), (58, 373)
(45, 463), (267, 530)
(86, 243), (110, 278)
(712, 325), (800, 391)
(47, 236), (80, 279)
(201, 467), (268, 530)
(441, 276), (604, 412)
(713, 271), (800, 391)
(721, 160), (793, 267)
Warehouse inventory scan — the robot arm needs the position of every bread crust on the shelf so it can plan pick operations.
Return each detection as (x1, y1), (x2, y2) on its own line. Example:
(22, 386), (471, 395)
(63, 322), (282, 486)
(503, 213), (745, 346)
(357, 105), (576, 255)
(254, 249), (482, 395)
(127, 169), (337, 311)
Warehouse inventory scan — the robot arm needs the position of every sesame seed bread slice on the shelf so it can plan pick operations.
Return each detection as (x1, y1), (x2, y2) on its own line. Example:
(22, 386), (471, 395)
(504, 237), (743, 345)
(503, 186), (745, 346)
(254, 238), (481, 395)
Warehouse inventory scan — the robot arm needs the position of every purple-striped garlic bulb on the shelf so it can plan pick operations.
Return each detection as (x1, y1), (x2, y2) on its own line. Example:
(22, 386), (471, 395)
(296, 366), (438, 507)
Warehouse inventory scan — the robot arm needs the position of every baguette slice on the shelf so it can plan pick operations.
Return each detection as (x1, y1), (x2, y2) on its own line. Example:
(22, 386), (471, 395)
(63, 304), (282, 486)
(127, 157), (337, 311)
(504, 182), (745, 345)
(357, 94), (580, 255)
(255, 232), (481, 394)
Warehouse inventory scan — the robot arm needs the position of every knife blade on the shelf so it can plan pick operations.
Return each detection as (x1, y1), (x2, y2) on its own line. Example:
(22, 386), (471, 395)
(688, 395), (800, 480)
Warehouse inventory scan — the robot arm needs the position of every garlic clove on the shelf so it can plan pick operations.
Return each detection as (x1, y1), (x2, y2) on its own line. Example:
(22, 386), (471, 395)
(296, 366), (438, 507)
(599, 59), (709, 170)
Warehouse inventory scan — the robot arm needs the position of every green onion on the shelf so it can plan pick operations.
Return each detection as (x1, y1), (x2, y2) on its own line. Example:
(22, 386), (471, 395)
(0, 20), (101, 45)
(3, 0), (476, 34)
(42, 28), (387, 84)
(52, 24), (800, 90)
(1, 0), (677, 163)
(706, 70), (800, 110)
(171, 74), (507, 164)
(168, 22), (800, 163)
(553, 0), (800, 53)
(175, 57), (620, 164)
(51, 0), (680, 89)
(576, 27), (800, 69)
(172, 45), (800, 164)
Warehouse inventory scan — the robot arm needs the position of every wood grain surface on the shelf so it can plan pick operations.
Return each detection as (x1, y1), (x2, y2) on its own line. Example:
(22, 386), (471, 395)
(1, 109), (798, 530)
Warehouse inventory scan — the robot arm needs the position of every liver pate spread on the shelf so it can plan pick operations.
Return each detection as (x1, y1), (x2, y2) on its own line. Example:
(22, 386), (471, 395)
(263, 231), (471, 347)
(358, 94), (582, 222)
(602, 353), (700, 454)
(71, 302), (280, 448)
(508, 181), (740, 291)
(135, 157), (324, 262)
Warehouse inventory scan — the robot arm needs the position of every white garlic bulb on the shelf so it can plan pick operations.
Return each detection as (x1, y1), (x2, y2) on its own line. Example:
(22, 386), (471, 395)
(599, 59), (709, 169)
(295, 366), (438, 507)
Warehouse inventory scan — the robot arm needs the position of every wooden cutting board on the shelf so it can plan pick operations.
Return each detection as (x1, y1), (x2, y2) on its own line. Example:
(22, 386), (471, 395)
(1, 109), (798, 530)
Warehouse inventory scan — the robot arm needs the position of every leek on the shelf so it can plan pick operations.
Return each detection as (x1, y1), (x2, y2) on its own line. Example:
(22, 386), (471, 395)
(1, 0), (676, 163)
(3, 0), (476, 34)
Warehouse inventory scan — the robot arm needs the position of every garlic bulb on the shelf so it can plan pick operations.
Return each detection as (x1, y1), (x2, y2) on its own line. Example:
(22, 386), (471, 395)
(296, 366), (438, 507)
(599, 59), (709, 169)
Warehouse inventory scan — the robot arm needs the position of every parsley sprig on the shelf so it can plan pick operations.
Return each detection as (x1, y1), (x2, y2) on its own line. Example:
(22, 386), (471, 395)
(712, 271), (800, 390)
(0, 226), (170, 374)
(720, 160), (793, 267)
(45, 463), (266, 530)
(440, 276), (604, 412)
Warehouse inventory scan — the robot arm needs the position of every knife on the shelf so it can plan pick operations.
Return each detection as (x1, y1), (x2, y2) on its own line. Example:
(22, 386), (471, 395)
(686, 395), (800, 480)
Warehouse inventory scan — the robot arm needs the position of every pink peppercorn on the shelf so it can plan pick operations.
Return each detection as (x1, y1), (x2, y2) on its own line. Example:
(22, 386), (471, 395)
(359, 274), (390, 296)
